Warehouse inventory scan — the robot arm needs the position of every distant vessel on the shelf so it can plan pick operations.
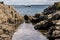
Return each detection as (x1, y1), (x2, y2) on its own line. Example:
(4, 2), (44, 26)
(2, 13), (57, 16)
(25, 5), (31, 7)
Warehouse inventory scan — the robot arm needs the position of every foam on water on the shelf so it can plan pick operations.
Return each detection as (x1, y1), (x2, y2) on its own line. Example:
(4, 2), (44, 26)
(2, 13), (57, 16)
(12, 22), (48, 40)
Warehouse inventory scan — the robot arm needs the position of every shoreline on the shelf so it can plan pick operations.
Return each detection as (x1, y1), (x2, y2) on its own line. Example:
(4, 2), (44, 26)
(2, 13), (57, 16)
(24, 2), (60, 40)
(0, 2), (60, 40)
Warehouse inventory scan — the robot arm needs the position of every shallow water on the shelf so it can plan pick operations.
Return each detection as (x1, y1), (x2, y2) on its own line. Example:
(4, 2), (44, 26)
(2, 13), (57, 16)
(12, 22), (48, 40)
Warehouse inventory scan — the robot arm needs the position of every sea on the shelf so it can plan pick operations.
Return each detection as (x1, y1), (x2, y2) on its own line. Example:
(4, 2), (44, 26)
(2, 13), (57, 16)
(13, 5), (49, 15)
(12, 5), (49, 40)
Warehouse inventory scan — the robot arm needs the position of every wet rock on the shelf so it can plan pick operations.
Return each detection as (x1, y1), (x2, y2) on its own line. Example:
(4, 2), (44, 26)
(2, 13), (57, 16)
(24, 15), (29, 20)
(30, 14), (48, 24)
(24, 15), (30, 23)
(46, 20), (60, 40)
(24, 14), (41, 24)
(47, 26), (56, 38)
(34, 14), (41, 18)
(24, 13), (48, 24)
(47, 26), (60, 40)
(34, 13), (47, 20)
(51, 14), (60, 20)
(34, 20), (55, 30)
(30, 18), (42, 24)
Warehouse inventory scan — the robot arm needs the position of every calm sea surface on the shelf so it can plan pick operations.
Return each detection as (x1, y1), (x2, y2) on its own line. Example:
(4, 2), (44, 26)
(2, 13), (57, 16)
(13, 5), (49, 15)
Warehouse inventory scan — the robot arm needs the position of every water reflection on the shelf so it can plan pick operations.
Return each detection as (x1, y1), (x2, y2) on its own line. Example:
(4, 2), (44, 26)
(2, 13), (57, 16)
(12, 22), (48, 40)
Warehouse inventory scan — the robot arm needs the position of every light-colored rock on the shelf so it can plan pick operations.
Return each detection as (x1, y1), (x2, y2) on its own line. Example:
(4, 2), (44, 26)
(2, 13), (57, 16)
(0, 2), (24, 40)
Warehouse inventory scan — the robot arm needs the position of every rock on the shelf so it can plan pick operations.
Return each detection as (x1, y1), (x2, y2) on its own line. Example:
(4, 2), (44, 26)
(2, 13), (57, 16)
(47, 14), (53, 19)
(33, 2), (60, 40)
(24, 15), (30, 23)
(54, 2), (60, 10)
(0, 2), (24, 40)
(55, 20), (60, 25)
(34, 13), (41, 18)
(43, 2), (60, 15)
(43, 6), (56, 15)
(46, 20), (60, 40)
(24, 15), (29, 20)
(34, 13), (47, 20)
(34, 20), (55, 30)
(30, 18), (41, 24)
(51, 14), (60, 20)
(47, 26), (60, 39)
(21, 2), (60, 40)
(24, 14), (41, 24)
(24, 13), (48, 24)
(0, 29), (4, 35)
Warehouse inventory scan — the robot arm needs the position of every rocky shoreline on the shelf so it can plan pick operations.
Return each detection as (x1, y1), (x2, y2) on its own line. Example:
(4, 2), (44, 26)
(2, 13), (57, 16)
(24, 2), (60, 40)
(0, 2), (60, 40)
(0, 2), (24, 40)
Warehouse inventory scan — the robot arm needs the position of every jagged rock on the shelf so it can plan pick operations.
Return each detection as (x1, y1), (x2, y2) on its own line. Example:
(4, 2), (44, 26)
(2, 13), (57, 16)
(54, 2), (60, 10)
(34, 20), (55, 30)
(24, 14), (41, 24)
(24, 13), (48, 24)
(50, 14), (60, 20)
(33, 2), (60, 40)
(52, 14), (60, 20)
(43, 2), (60, 15)
(43, 6), (56, 15)
(0, 2), (24, 40)
(24, 2), (60, 40)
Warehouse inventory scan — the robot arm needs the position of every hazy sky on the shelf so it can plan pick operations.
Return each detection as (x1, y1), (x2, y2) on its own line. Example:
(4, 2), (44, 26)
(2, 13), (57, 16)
(0, 0), (60, 5)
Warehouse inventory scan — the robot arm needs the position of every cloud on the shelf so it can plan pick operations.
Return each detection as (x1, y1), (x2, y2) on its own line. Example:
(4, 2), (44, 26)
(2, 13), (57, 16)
(0, 0), (60, 5)
(0, 0), (3, 2)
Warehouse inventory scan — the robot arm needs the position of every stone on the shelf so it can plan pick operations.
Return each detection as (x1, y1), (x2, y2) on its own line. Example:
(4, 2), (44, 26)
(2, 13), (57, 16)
(0, 2), (24, 40)
(0, 29), (4, 35)
(24, 15), (30, 23)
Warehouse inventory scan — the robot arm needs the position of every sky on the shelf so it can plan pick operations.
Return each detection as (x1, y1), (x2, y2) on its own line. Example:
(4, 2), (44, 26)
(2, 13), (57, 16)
(0, 0), (60, 5)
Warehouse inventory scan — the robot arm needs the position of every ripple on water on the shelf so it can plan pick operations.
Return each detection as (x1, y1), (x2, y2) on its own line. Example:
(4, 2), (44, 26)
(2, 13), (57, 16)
(12, 23), (48, 40)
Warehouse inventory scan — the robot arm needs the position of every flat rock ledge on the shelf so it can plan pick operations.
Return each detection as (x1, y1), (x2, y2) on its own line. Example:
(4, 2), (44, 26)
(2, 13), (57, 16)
(0, 2), (24, 40)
